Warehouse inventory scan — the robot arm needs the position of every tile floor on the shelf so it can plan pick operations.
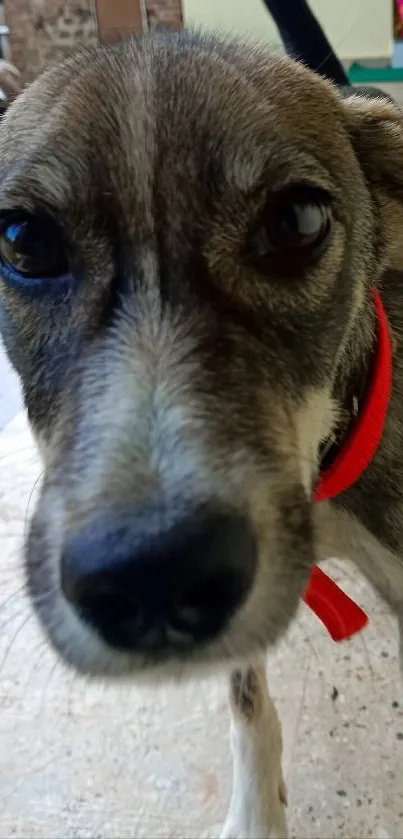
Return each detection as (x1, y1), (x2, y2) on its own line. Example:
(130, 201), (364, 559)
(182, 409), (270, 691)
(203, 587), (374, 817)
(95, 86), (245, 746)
(2, 75), (403, 839)
(0, 358), (402, 838)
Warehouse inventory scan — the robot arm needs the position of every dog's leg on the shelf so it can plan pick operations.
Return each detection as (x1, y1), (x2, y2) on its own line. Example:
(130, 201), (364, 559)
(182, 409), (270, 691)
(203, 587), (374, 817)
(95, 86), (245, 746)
(221, 660), (288, 839)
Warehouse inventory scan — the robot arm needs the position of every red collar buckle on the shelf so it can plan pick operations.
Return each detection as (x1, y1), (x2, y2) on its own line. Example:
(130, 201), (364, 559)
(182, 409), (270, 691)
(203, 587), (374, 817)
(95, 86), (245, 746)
(302, 290), (392, 641)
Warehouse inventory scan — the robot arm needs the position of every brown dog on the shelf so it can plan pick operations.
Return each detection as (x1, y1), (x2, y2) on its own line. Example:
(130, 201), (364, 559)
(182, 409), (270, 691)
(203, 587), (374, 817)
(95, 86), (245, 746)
(0, 32), (403, 837)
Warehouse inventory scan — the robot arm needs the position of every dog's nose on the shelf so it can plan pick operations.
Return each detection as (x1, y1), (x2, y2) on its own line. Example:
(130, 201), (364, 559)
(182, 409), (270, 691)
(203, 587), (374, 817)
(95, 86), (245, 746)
(61, 506), (256, 652)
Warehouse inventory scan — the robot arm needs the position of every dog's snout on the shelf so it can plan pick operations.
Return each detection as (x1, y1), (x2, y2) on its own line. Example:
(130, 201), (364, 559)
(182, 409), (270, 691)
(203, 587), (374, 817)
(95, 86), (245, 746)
(61, 506), (257, 652)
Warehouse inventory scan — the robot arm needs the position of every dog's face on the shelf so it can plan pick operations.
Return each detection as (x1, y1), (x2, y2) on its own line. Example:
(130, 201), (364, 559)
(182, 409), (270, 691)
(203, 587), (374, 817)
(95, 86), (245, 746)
(0, 33), (401, 678)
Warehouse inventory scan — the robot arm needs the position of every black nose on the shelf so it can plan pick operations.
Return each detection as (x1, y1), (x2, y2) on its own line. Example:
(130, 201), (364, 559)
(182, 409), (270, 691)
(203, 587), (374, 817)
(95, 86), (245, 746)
(61, 505), (256, 652)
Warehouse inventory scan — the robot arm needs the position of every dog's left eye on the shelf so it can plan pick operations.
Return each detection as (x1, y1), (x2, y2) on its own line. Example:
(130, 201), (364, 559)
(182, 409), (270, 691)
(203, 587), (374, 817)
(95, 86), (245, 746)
(248, 185), (333, 272)
(0, 213), (69, 281)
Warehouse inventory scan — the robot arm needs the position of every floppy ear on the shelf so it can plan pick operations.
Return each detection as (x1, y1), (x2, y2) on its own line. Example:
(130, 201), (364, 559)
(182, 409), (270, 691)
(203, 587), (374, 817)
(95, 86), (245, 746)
(342, 93), (403, 272)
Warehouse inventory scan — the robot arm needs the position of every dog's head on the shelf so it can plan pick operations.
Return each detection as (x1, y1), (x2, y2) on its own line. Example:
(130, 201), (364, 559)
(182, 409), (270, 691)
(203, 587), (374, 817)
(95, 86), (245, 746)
(0, 32), (402, 678)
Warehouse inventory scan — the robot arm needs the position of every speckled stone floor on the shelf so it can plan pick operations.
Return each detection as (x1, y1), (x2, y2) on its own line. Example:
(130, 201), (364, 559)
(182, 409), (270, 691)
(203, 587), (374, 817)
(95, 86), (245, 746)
(0, 401), (402, 838)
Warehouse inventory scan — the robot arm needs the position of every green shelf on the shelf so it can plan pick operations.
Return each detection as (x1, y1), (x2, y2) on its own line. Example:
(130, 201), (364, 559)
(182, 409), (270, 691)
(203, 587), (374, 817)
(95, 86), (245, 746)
(348, 62), (403, 83)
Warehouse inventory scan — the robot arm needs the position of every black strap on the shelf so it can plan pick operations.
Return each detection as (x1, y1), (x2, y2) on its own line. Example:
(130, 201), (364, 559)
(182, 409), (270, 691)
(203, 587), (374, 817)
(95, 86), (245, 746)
(262, 0), (349, 87)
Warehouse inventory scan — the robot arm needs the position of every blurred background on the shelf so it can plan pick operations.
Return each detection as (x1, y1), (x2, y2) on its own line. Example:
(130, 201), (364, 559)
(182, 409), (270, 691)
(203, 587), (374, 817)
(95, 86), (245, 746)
(3, 0), (396, 83)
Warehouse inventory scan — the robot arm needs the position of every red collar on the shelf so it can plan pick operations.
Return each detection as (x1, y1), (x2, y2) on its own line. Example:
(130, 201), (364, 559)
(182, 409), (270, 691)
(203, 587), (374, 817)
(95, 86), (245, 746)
(302, 289), (392, 641)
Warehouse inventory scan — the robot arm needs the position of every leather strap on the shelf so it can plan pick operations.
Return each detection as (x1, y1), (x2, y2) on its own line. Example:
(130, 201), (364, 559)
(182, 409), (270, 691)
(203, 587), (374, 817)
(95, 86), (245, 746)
(93, 0), (147, 43)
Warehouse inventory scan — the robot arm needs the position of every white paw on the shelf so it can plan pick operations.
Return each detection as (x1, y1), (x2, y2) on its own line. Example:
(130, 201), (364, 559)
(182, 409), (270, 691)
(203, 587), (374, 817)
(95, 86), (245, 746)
(220, 778), (288, 839)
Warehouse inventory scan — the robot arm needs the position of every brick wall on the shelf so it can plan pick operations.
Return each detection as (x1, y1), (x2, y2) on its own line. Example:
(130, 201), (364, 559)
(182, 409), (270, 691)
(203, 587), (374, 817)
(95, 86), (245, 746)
(6, 1), (98, 81)
(5, 0), (38, 81)
(147, 0), (182, 28)
(6, 0), (183, 82)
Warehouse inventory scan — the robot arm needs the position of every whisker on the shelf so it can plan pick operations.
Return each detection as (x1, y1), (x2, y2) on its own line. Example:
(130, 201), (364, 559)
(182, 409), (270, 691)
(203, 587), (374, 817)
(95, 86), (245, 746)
(0, 445), (37, 463)
(22, 637), (51, 690)
(0, 603), (30, 633)
(28, 589), (57, 608)
(38, 654), (64, 718)
(0, 582), (26, 613)
(66, 668), (79, 718)
(24, 470), (44, 541)
(0, 611), (34, 676)
(359, 631), (375, 681)
(315, 11), (362, 80)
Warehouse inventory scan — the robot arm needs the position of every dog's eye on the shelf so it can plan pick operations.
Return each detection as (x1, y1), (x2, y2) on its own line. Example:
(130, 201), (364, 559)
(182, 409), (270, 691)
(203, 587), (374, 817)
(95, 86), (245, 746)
(249, 186), (332, 271)
(0, 213), (69, 281)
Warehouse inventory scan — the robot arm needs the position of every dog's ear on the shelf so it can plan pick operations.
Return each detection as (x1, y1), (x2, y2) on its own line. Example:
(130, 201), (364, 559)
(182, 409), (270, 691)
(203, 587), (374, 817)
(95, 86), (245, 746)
(342, 93), (403, 271)
(343, 93), (403, 186)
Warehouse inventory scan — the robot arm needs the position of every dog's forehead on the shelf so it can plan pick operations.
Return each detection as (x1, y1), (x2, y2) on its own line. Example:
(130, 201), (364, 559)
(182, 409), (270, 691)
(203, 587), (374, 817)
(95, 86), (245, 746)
(0, 35), (348, 214)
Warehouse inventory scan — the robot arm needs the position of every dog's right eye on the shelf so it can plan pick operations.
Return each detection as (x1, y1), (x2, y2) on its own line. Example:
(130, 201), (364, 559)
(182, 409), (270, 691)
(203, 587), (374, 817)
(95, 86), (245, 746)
(0, 213), (69, 283)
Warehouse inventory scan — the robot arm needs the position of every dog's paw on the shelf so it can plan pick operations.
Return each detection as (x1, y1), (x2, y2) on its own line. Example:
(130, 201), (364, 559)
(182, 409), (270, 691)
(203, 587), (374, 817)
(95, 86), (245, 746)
(220, 778), (288, 839)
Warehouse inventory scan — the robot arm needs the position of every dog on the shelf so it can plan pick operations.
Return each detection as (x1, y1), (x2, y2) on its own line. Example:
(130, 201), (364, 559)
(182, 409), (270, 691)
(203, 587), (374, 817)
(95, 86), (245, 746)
(1, 30), (403, 838)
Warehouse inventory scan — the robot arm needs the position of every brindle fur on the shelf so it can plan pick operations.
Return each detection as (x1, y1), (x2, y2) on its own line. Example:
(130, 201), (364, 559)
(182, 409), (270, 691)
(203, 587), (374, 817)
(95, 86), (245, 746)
(1, 31), (403, 838)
